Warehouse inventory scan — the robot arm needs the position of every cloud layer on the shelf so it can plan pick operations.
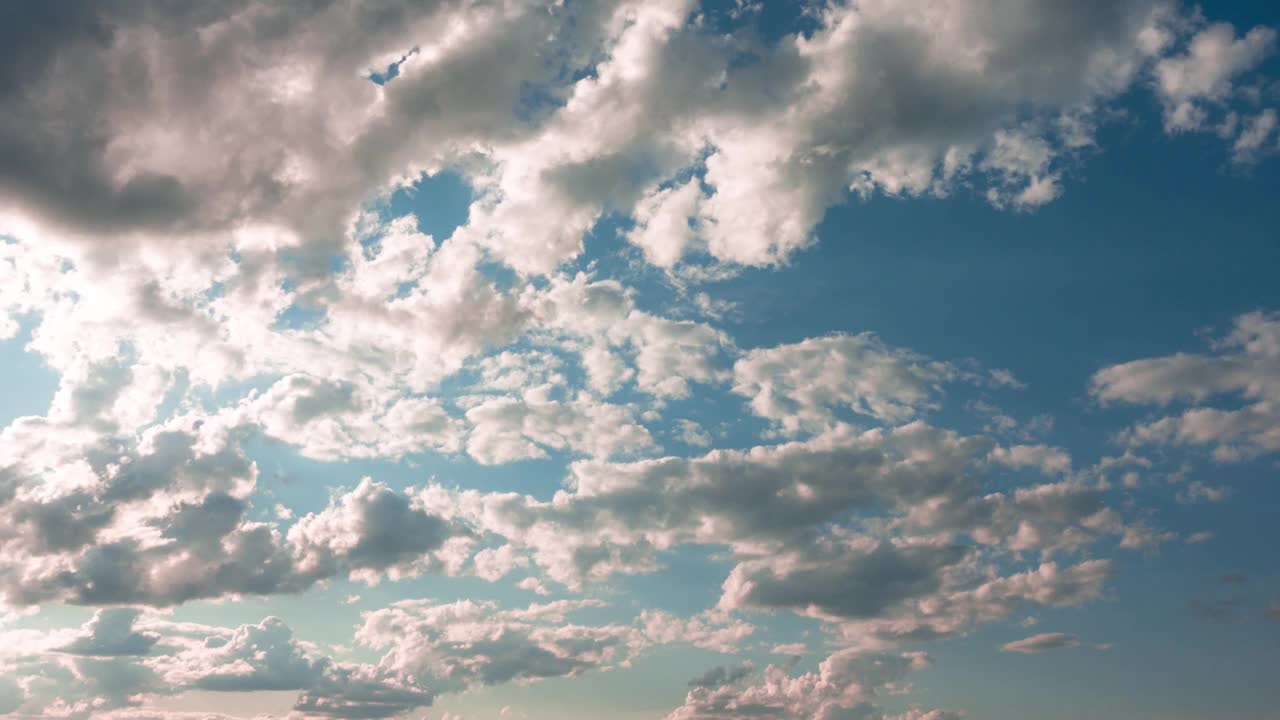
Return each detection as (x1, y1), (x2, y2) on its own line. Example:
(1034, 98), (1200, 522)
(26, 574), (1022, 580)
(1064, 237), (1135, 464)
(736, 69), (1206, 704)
(1, 0), (1278, 718)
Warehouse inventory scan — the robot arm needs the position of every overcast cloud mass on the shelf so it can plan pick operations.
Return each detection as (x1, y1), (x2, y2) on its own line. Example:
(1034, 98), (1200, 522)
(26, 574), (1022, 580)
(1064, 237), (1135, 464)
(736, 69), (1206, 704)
(1, 1), (1278, 718)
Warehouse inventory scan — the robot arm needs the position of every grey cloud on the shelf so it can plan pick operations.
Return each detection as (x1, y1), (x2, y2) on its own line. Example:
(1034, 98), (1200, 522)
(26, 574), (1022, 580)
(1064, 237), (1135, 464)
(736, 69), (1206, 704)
(354, 600), (641, 694)
(823, 559), (1114, 650)
(0, 0), (627, 259)
(433, 419), (1129, 594)
(3, 611), (429, 719)
(187, 618), (328, 692)
(732, 333), (959, 434)
(689, 662), (755, 689)
(61, 608), (159, 657)
(6, 602), (739, 719)
(721, 540), (969, 620)
(4, 0), (1256, 286)
(0, 424), (468, 607)
(665, 649), (941, 720)
(288, 476), (470, 582)
(294, 669), (437, 719)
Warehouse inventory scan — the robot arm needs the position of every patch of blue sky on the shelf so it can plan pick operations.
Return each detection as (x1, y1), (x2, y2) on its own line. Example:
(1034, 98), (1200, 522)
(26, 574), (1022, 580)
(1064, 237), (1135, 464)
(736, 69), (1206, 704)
(696, 0), (825, 44)
(5, 602), (95, 634)
(0, 315), (59, 426)
(915, 559), (1280, 720)
(271, 302), (329, 331)
(190, 372), (283, 415)
(611, 546), (737, 616)
(365, 47), (417, 86)
(384, 169), (472, 242)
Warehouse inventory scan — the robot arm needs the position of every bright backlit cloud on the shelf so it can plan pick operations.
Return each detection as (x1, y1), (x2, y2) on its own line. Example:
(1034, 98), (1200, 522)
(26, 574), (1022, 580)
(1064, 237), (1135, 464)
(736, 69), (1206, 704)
(1, 1), (1278, 719)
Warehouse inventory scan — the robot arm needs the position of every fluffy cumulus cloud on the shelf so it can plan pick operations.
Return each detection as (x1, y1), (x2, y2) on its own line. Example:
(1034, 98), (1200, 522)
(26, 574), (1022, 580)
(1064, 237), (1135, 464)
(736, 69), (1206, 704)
(1154, 21), (1277, 147)
(732, 334), (960, 434)
(665, 649), (948, 720)
(0, 421), (470, 606)
(1, 0), (1279, 718)
(0, 601), (749, 719)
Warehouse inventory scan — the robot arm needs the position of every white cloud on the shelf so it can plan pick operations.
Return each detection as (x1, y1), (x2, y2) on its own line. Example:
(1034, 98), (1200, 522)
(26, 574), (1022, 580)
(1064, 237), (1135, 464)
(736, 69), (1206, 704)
(733, 334), (958, 434)
(1093, 310), (1280, 461)
(665, 648), (948, 720)
(1155, 22), (1276, 132)
(999, 632), (1081, 654)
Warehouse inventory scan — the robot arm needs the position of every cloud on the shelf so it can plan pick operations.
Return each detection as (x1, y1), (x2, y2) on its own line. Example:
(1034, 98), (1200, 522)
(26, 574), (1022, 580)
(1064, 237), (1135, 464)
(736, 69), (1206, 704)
(1232, 109), (1279, 163)
(719, 538), (969, 621)
(159, 617), (327, 692)
(61, 609), (160, 657)
(460, 386), (653, 465)
(732, 334), (959, 434)
(1185, 531), (1215, 545)
(1154, 22), (1276, 133)
(989, 444), (1073, 475)
(286, 477), (471, 584)
(421, 417), (1125, 650)
(826, 559), (1112, 650)
(0, 2), (1276, 717)
(1092, 310), (1280, 461)
(640, 610), (755, 654)
(0, 0), (627, 256)
(665, 649), (949, 720)
(1175, 481), (1233, 505)
(5, 601), (708, 719)
(351, 598), (752, 700)
(688, 662), (754, 689)
(357, 599), (638, 693)
(999, 632), (1081, 653)
(428, 422), (991, 587)
(0, 423), (469, 606)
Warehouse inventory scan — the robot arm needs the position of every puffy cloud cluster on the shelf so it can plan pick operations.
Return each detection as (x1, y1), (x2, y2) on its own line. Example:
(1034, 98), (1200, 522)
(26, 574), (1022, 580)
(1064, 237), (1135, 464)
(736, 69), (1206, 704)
(0, 601), (751, 719)
(732, 334), (960, 435)
(666, 649), (954, 720)
(0, 416), (470, 606)
(1153, 20), (1278, 162)
(424, 420), (1125, 650)
(2, 1), (1277, 718)
(0, 608), (431, 719)
(353, 599), (641, 693)
(0, 0), (629, 249)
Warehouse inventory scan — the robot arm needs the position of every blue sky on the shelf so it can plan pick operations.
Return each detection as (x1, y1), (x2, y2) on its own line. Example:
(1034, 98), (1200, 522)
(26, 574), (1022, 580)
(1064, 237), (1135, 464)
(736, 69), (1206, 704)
(1, 1), (1279, 719)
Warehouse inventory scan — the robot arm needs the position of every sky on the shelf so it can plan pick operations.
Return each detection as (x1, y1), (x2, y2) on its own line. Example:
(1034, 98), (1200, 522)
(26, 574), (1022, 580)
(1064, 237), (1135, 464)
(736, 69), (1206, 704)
(0, 1), (1279, 719)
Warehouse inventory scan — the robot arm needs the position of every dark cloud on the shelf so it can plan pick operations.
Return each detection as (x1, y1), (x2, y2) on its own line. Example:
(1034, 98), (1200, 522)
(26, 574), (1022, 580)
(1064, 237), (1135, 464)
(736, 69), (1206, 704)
(722, 540), (969, 620)
(689, 662), (755, 689)
(0, 426), (467, 607)
(61, 608), (160, 657)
